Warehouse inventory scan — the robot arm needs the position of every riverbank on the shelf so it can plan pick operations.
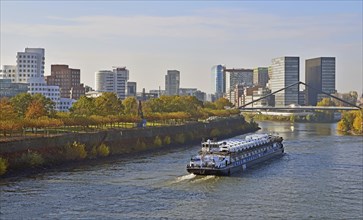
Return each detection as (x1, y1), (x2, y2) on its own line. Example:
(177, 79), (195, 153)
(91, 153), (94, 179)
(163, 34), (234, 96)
(0, 116), (259, 177)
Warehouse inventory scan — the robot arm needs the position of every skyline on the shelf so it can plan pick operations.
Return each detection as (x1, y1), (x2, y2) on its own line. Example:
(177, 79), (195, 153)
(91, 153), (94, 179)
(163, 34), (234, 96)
(1, 1), (362, 94)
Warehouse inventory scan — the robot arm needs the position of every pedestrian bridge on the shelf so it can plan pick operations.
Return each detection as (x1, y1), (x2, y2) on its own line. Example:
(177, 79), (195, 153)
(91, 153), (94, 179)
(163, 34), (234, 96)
(237, 81), (361, 111)
(240, 106), (360, 111)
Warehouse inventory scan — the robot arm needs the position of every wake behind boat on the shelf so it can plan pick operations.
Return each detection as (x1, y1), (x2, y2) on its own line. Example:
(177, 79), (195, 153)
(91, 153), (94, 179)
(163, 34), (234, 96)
(186, 134), (284, 176)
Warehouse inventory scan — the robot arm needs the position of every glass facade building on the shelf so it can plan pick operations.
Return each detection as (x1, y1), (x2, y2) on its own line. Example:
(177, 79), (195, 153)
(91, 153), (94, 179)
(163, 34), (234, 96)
(165, 70), (180, 96)
(253, 67), (269, 87)
(211, 65), (225, 97)
(305, 57), (336, 106)
(269, 56), (300, 107)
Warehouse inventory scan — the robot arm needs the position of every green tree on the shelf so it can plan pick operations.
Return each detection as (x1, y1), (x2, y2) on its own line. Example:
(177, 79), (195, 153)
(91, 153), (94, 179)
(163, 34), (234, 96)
(70, 96), (96, 116)
(95, 92), (124, 116)
(214, 98), (233, 110)
(123, 97), (138, 116)
(10, 93), (33, 117)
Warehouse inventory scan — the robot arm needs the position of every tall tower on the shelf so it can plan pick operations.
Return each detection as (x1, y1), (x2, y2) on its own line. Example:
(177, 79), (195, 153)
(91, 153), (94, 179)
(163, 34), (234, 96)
(305, 57), (336, 106)
(211, 65), (225, 98)
(165, 70), (180, 96)
(253, 67), (269, 87)
(95, 67), (129, 99)
(269, 56), (299, 107)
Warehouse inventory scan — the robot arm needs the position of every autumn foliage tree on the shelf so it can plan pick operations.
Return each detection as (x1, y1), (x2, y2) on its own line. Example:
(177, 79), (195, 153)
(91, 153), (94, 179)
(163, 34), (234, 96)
(0, 98), (22, 136)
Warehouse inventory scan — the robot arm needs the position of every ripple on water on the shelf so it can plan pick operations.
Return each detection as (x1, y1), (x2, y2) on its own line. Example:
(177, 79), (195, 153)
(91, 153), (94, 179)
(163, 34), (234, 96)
(0, 122), (362, 219)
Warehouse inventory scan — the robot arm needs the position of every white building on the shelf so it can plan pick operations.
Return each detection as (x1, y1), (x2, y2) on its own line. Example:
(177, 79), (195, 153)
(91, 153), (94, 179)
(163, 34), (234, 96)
(0, 65), (17, 81)
(0, 48), (75, 111)
(269, 56), (300, 107)
(58, 98), (76, 112)
(95, 67), (129, 99)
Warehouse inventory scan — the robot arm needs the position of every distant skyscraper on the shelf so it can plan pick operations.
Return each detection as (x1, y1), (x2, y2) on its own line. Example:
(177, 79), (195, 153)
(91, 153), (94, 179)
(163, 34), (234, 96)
(165, 70), (180, 96)
(269, 56), (300, 106)
(224, 68), (253, 102)
(305, 57), (336, 106)
(47, 64), (85, 100)
(127, 81), (137, 97)
(113, 67), (129, 100)
(95, 67), (129, 99)
(211, 65), (225, 97)
(253, 67), (269, 87)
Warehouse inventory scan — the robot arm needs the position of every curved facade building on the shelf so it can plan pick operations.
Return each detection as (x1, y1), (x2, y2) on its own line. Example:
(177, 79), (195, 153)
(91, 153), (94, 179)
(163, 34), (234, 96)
(95, 67), (129, 99)
(95, 70), (114, 92)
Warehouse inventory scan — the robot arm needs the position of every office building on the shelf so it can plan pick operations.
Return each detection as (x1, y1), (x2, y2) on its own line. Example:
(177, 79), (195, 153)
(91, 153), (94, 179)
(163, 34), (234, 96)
(225, 68), (253, 101)
(179, 88), (197, 96)
(127, 81), (137, 97)
(95, 67), (129, 99)
(0, 79), (28, 98)
(46, 64), (85, 99)
(269, 56), (300, 106)
(305, 57), (336, 105)
(211, 65), (225, 97)
(253, 67), (269, 87)
(165, 70), (180, 96)
(0, 65), (17, 82)
(16, 48), (45, 83)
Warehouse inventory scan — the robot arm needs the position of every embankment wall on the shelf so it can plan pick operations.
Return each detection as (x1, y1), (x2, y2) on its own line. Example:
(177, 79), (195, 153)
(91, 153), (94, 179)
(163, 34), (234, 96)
(0, 117), (256, 156)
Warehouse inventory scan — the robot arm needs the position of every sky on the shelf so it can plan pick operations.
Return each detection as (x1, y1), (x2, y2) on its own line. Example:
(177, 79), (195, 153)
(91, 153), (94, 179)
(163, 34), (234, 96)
(1, 1), (362, 94)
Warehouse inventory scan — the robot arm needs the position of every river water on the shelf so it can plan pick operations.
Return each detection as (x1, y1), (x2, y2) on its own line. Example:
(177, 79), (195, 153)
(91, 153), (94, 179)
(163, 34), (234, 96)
(0, 121), (362, 219)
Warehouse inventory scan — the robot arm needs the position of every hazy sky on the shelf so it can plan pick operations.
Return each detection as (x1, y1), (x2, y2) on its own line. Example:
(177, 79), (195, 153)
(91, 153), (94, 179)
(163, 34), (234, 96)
(1, 1), (362, 94)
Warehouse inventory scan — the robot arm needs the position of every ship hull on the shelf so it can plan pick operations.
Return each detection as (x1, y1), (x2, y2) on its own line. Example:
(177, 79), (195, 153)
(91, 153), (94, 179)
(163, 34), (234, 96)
(187, 146), (284, 176)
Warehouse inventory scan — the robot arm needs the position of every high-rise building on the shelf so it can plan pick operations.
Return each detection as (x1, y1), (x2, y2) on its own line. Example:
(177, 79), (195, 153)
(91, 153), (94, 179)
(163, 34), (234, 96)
(95, 70), (114, 92)
(113, 67), (129, 100)
(253, 67), (269, 87)
(165, 70), (180, 96)
(0, 48), (76, 111)
(16, 48), (45, 83)
(211, 65), (225, 97)
(269, 56), (300, 107)
(127, 81), (137, 97)
(46, 64), (85, 99)
(95, 67), (129, 99)
(224, 68), (253, 101)
(305, 57), (336, 106)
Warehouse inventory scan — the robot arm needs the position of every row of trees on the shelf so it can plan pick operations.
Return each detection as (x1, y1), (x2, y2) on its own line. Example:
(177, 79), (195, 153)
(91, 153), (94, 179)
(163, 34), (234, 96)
(0, 92), (238, 137)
